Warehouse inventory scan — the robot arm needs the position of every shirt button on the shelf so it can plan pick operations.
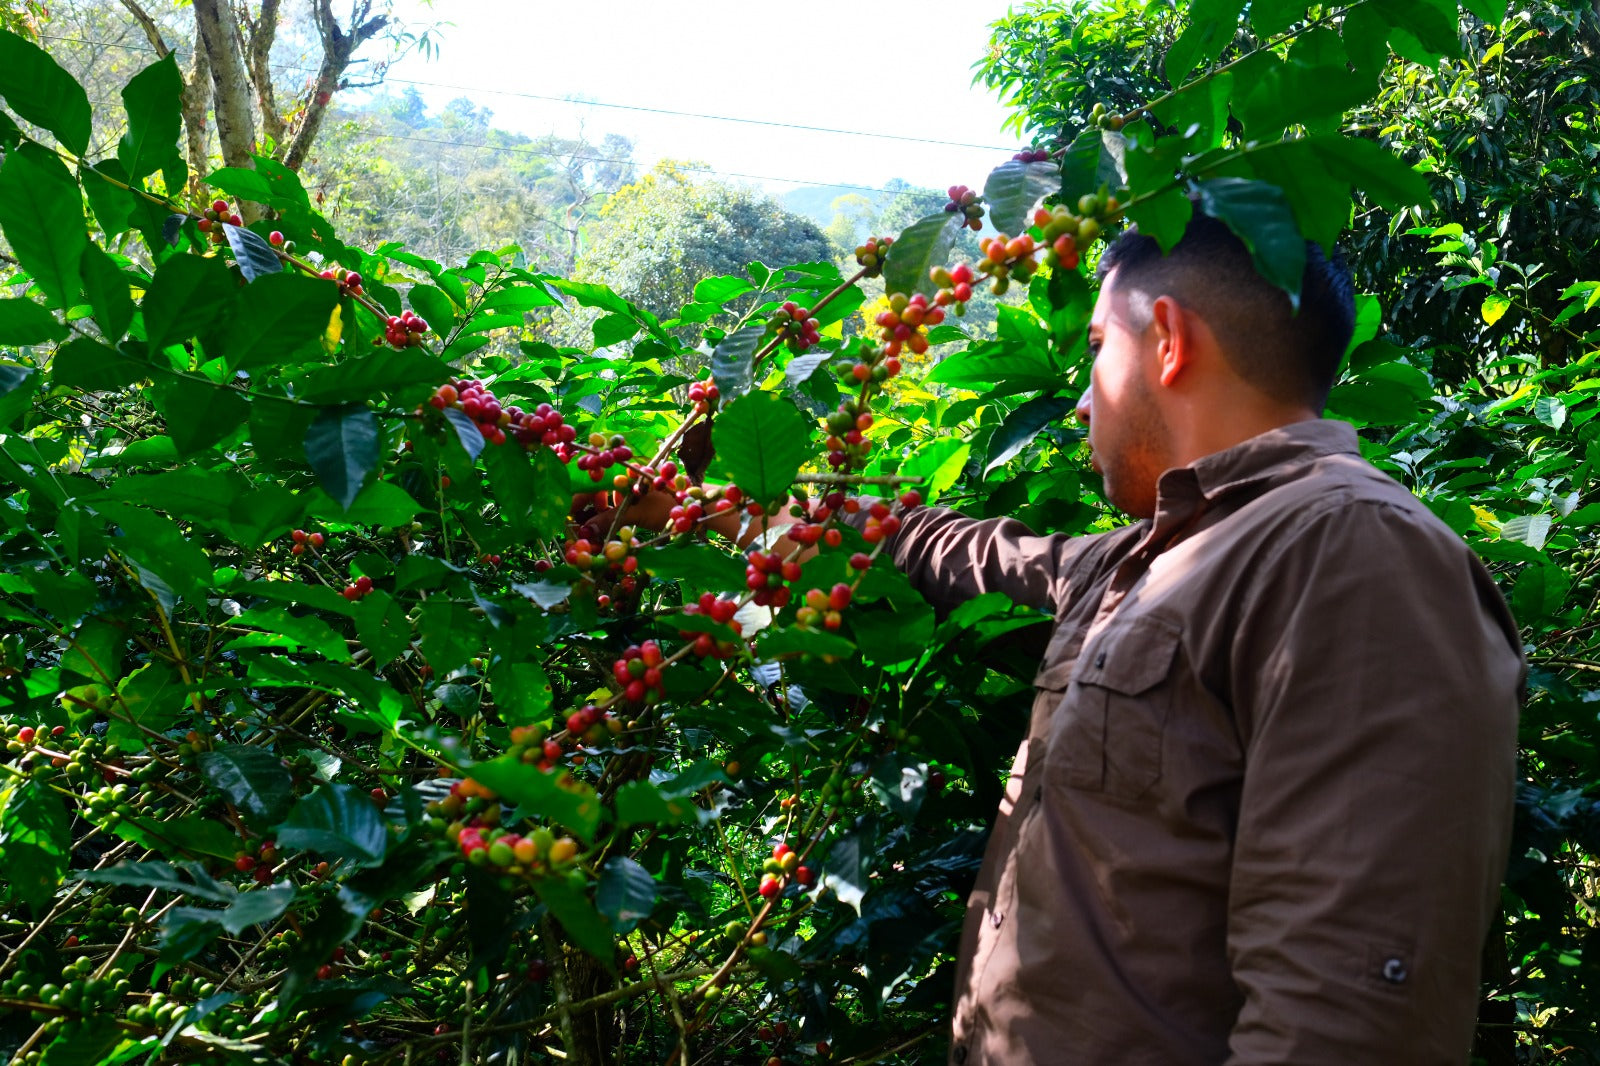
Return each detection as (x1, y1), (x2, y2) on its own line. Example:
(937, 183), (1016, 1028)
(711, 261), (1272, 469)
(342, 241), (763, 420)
(1094, 650), (1106, 668)
(1381, 957), (1408, 984)
(991, 910), (1004, 929)
(953, 1045), (969, 1064)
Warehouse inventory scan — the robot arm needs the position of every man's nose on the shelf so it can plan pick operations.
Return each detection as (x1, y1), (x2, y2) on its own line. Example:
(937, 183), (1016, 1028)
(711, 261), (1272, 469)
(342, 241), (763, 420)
(1076, 384), (1093, 426)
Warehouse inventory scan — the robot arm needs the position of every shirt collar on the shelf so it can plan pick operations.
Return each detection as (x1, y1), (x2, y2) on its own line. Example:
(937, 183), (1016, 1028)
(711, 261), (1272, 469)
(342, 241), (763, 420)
(1157, 418), (1361, 508)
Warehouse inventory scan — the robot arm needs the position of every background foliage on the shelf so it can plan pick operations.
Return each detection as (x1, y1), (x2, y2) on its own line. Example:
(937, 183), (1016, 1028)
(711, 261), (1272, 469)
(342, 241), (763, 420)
(0, 2), (1596, 1065)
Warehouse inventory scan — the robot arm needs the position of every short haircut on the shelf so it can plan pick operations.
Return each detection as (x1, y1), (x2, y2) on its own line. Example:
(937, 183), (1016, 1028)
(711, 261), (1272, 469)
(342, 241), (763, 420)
(1096, 206), (1355, 410)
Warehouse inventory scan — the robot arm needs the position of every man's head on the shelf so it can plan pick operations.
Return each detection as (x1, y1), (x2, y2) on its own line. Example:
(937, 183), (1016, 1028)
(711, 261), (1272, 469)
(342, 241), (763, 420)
(1074, 207), (1355, 517)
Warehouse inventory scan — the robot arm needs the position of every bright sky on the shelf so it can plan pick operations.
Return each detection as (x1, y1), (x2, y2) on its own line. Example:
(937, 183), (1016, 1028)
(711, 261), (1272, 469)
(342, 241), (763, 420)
(360, 0), (1028, 199)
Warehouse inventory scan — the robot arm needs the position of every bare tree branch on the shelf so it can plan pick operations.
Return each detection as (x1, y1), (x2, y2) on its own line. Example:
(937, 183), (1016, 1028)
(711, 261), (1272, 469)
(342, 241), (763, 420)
(283, 0), (388, 171)
(114, 0), (170, 57)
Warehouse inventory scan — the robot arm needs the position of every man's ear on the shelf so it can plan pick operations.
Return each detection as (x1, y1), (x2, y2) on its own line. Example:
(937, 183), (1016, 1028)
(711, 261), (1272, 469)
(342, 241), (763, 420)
(1149, 294), (1189, 388)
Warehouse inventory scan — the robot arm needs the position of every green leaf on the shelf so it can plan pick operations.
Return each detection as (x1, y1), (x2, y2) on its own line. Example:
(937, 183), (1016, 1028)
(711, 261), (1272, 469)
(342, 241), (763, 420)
(758, 627), (856, 659)
(305, 405), (380, 511)
(467, 755), (603, 842)
(902, 438), (972, 501)
(0, 142), (87, 309)
(1481, 293), (1511, 326)
(820, 824), (873, 914)
(74, 860), (231, 903)
(118, 53), (183, 183)
(197, 746), (296, 825)
(710, 325), (763, 401)
(308, 480), (421, 527)
(407, 284), (455, 334)
(982, 159), (1061, 239)
(142, 253), (236, 355)
(208, 883), (295, 935)
(694, 275), (755, 305)
(221, 271), (342, 369)
(1307, 135), (1429, 210)
(0, 776), (70, 912)
(1251, 0), (1306, 36)
(441, 406), (486, 462)
(204, 166), (279, 209)
(1533, 396), (1566, 430)
(869, 752), (929, 822)
(0, 362), (38, 427)
(489, 657), (553, 726)
(0, 29), (92, 155)
(222, 223), (282, 282)
(711, 390), (811, 503)
(150, 374), (250, 456)
(299, 347), (451, 404)
(1376, 0), (1461, 64)
(80, 244), (135, 343)
(1166, 0), (1247, 84)
(96, 502), (211, 608)
(596, 856), (657, 935)
(533, 875), (615, 962)
(0, 297), (65, 344)
(351, 591), (410, 665)
(229, 603), (351, 661)
(52, 337), (144, 391)
(109, 662), (184, 750)
(1195, 177), (1307, 304)
(80, 160), (136, 237)
(1511, 562), (1568, 626)
(636, 542), (746, 591)
(883, 213), (961, 298)
(1499, 514), (1552, 552)
(484, 439), (566, 542)
(984, 395), (1077, 475)
(276, 784), (389, 867)
(592, 313), (640, 348)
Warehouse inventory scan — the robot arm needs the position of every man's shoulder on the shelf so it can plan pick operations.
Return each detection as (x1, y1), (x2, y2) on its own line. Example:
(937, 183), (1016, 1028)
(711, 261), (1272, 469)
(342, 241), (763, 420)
(1238, 450), (1484, 576)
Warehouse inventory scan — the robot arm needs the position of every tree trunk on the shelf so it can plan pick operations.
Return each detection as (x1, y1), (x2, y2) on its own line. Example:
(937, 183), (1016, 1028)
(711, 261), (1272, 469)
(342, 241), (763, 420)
(191, 0), (255, 171)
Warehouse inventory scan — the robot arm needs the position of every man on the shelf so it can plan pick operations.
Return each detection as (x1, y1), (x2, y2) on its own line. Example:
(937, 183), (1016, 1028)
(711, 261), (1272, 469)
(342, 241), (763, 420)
(851, 212), (1523, 1064)
(621, 208), (1521, 1062)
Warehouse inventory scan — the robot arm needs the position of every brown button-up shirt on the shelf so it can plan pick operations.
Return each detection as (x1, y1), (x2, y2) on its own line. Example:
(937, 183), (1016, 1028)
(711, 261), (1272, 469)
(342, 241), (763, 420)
(874, 419), (1523, 1065)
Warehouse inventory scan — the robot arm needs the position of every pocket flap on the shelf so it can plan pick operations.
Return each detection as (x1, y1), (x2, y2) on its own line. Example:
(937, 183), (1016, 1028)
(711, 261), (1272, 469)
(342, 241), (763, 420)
(1071, 615), (1182, 695)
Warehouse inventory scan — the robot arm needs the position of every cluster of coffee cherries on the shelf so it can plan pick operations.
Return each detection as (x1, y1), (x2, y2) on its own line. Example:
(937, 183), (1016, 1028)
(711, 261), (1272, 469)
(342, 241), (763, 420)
(943, 185), (986, 231)
(929, 262), (977, 313)
(574, 431), (636, 484)
(745, 550), (802, 608)
(340, 574), (375, 601)
(872, 291), (946, 360)
(853, 234), (894, 277)
(687, 379), (721, 414)
(232, 839), (281, 886)
(766, 301), (823, 353)
(1013, 146), (1053, 163)
(563, 527), (639, 577)
(824, 409), (876, 471)
(1089, 101), (1127, 131)
(564, 702), (624, 745)
(977, 231), (1041, 295)
(613, 641), (666, 704)
(318, 266), (365, 297)
(758, 840), (815, 900)
(680, 593), (745, 658)
(195, 198), (241, 244)
(288, 528), (326, 555)
(428, 378), (579, 457)
(1039, 188), (1122, 259)
(382, 309), (430, 349)
(794, 583), (852, 631)
(860, 493), (919, 543)
(267, 229), (295, 254)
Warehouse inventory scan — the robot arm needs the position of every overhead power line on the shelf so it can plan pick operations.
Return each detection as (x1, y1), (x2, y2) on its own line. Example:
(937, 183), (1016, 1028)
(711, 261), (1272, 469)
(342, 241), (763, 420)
(38, 32), (1021, 153)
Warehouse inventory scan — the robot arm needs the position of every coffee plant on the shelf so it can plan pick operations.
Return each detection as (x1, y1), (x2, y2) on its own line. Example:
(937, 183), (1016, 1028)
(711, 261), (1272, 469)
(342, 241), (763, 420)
(1, 1), (1595, 1063)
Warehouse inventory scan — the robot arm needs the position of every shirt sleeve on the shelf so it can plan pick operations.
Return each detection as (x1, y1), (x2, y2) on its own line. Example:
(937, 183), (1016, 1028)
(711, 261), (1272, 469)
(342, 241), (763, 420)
(1223, 499), (1524, 1064)
(845, 501), (1128, 616)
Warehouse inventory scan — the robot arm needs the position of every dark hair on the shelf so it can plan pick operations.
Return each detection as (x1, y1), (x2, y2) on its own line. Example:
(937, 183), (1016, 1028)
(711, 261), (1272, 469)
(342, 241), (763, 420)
(1096, 206), (1355, 410)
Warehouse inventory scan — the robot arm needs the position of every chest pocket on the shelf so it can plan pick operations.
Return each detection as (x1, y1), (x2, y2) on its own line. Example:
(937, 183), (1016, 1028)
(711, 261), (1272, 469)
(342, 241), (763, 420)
(1044, 615), (1183, 802)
